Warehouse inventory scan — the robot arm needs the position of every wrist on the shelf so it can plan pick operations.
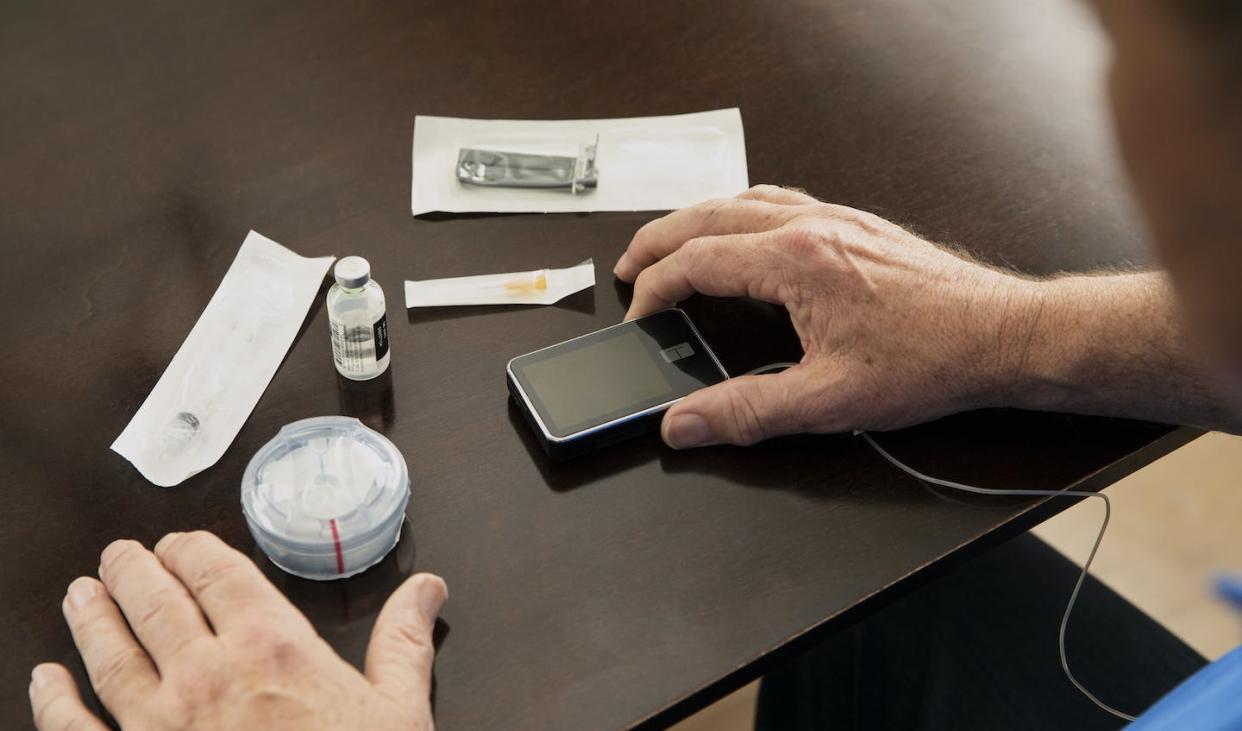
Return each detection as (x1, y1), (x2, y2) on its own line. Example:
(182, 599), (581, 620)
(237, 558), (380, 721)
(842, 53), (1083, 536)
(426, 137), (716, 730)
(994, 275), (1089, 412)
(994, 272), (1180, 415)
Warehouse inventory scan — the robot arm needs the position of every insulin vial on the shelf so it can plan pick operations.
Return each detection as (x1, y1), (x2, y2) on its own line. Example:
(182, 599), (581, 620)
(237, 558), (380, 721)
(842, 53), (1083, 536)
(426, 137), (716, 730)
(328, 256), (390, 380)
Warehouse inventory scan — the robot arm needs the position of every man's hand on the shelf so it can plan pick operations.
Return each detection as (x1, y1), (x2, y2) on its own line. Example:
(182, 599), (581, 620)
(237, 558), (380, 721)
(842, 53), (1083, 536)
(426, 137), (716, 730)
(28, 531), (447, 731)
(615, 185), (1043, 448)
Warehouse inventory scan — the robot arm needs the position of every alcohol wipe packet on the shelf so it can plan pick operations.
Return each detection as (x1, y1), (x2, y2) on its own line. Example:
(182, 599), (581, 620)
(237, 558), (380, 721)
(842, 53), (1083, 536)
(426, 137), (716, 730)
(111, 231), (335, 487)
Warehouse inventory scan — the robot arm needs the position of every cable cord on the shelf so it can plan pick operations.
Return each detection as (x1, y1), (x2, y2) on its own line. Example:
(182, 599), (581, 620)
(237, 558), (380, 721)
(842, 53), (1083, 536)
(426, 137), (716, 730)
(736, 363), (1135, 721)
(740, 362), (801, 377)
(857, 431), (1135, 723)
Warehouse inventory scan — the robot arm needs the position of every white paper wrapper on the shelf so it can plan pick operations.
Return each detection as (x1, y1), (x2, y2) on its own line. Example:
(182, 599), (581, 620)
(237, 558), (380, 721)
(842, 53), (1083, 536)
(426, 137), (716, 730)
(411, 108), (749, 215)
(405, 259), (595, 308)
(111, 232), (335, 487)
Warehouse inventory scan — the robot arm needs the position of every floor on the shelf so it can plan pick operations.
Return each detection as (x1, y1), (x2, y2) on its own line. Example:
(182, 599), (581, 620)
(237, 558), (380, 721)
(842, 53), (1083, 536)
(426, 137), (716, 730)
(672, 431), (1242, 730)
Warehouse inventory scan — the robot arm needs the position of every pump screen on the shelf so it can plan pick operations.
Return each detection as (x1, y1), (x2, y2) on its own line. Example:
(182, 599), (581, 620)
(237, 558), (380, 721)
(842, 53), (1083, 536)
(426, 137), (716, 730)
(522, 332), (672, 432)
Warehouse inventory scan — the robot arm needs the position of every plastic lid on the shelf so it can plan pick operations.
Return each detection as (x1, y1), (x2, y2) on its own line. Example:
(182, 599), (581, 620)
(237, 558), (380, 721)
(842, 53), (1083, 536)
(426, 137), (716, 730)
(334, 256), (371, 289)
(241, 416), (409, 580)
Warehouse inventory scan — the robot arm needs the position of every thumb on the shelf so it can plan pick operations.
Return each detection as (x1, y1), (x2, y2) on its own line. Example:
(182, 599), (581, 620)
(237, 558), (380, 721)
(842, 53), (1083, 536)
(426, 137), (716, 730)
(662, 368), (815, 448)
(365, 573), (448, 703)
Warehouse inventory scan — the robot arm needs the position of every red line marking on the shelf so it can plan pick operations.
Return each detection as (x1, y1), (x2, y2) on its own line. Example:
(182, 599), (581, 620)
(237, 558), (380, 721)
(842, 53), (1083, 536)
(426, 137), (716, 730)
(329, 519), (345, 575)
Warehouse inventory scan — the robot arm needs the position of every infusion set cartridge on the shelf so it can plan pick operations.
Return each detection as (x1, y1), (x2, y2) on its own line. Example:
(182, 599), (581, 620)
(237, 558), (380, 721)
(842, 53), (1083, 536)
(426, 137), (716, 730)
(456, 136), (599, 194)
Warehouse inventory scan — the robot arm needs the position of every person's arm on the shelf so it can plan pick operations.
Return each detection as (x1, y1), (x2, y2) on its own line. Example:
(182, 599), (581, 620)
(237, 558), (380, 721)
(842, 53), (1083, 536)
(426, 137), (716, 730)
(615, 185), (1240, 449)
(1007, 271), (1242, 431)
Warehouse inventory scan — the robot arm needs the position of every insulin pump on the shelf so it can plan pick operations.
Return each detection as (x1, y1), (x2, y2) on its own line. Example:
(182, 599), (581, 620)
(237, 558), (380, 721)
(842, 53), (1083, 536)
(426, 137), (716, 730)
(507, 309), (727, 459)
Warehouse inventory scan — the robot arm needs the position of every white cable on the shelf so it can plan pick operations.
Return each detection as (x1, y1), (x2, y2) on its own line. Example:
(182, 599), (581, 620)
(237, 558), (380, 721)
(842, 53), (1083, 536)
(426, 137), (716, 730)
(739, 362), (1135, 722)
(740, 362), (800, 377)
(858, 431), (1135, 723)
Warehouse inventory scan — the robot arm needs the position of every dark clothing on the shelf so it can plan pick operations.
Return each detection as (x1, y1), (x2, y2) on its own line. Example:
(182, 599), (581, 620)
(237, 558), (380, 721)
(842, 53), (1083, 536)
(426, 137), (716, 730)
(755, 533), (1207, 730)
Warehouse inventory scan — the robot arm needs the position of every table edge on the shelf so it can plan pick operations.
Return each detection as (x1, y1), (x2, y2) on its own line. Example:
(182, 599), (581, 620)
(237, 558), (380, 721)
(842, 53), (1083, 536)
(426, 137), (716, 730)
(629, 424), (1204, 730)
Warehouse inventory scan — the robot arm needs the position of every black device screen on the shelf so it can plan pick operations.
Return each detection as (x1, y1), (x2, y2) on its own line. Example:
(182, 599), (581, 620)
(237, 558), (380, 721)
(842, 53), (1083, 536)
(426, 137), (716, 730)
(508, 309), (728, 438)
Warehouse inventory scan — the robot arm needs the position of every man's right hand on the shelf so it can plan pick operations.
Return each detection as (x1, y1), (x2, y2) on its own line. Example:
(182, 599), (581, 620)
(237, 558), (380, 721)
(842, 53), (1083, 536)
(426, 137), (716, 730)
(615, 185), (1045, 448)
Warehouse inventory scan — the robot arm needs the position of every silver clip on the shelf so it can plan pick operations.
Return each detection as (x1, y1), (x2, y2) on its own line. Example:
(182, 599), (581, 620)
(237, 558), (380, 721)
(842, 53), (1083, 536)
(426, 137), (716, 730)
(456, 135), (599, 194)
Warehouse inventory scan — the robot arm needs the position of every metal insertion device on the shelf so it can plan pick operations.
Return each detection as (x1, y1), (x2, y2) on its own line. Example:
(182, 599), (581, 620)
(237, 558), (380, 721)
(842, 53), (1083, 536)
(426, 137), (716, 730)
(507, 309), (727, 459)
(457, 135), (599, 194)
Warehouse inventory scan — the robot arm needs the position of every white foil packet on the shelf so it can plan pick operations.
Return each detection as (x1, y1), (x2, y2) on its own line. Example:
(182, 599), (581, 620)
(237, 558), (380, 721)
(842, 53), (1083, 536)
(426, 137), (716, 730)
(405, 259), (595, 308)
(111, 231), (335, 487)
(411, 108), (749, 215)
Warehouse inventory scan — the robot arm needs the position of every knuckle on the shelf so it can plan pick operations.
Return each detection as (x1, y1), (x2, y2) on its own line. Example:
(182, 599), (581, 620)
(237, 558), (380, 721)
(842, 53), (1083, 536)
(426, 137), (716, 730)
(630, 218), (660, 246)
(180, 530), (219, 552)
(631, 266), (654, 293)
(698, 196), (732, 217)
(845, 206), (890, 234)
(725, 387), (770, 446)
(31, 693), (59, 729)
(154, 531), (183, 554)
(132, 585), (189, 632)
(91, 647), (147, 701)
(186, 556), (245, 599)
(677, 238), (722, 284)
(32, 695), (94, 731)
(102, 539), (141, 566)
(778, 222), (830, 259)
(818, 203), (888, 235)
(159, 530), (208, 565)
(680, 236), (713, 261)
(390, 622), (435, 658)
(169, 649), (225, 708)
(62, 716), (98, 731)
(234, 622), (306, 670)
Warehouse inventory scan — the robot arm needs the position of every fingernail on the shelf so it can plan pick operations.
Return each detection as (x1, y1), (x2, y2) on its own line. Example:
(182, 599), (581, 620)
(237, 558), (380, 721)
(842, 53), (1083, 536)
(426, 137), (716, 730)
(415, 575), (448, 624)
(665, 413), (713, 449)
(30, 665), (53, 692)
(99, 540), (131, 569)
(66, 578), (98, 610)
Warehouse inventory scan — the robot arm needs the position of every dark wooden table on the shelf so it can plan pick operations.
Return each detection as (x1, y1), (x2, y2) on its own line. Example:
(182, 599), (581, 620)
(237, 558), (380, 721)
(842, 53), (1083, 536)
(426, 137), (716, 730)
(0, 1), (1197, 728)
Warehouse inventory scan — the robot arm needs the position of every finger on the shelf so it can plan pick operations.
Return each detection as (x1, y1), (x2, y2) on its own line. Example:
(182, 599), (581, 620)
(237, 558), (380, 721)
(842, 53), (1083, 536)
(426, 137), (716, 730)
(615, 197), (795, 282)
(661, 367), (822, 447)
(98, 539), (213, 668)
(29, 664), (109, 731)
(736, 184), (820, 206)
(61, 577), (158, 724)
(365, 573), (448, 703)
(625, 232), (781, 320)
(154, 531), (305, 634)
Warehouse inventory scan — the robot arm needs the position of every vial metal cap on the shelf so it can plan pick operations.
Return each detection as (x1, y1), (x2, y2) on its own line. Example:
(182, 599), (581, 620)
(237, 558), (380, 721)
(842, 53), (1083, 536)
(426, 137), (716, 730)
(334, 256), (371, 289)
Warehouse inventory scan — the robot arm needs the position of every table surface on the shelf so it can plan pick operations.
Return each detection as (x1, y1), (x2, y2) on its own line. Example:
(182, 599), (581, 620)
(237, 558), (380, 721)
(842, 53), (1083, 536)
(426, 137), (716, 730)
(0, 1), (1198, 728)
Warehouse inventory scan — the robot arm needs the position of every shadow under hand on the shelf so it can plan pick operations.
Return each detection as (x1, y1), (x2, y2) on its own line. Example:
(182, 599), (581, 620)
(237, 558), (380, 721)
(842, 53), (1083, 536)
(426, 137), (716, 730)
(652, 431), (907, 505)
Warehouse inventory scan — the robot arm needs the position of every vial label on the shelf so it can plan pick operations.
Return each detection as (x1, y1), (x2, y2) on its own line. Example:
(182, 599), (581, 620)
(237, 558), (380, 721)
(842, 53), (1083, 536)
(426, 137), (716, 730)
(330, 314), (387, 375)
(373, 314), (389, 360)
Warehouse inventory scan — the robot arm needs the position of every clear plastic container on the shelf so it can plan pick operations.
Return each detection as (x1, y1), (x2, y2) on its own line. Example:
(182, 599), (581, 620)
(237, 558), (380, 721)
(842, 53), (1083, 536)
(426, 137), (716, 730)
(241, 416), (409, 580)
